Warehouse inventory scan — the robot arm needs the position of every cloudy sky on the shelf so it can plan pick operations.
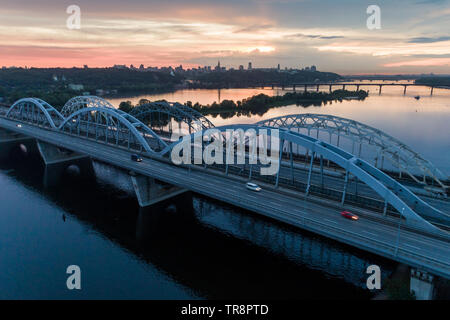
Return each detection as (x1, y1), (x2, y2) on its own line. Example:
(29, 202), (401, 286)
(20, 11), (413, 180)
(0, 0), (449, 74)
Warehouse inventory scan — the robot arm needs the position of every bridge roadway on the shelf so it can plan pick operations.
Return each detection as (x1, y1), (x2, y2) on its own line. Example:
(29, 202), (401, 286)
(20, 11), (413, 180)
(248, 163), (450, 215)
(0, 116), (449, 279)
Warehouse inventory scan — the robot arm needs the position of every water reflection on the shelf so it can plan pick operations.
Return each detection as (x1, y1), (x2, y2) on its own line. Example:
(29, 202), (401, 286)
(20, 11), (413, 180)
(0, 155), (395, 299)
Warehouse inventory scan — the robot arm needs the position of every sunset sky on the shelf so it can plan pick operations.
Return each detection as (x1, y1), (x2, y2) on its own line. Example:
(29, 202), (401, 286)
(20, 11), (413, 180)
(0, 0), (449, 74)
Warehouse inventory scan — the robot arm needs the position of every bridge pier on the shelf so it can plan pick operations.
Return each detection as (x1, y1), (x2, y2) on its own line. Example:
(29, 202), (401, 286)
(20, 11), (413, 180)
(37, 141), (95, 188)
(135, 191), (194, 241)
(431, 87), (434, 96)
(130, 173), (187, 207)
(329, 85), (332, 93)
(410, 269), (435, 300)
(0, 129), (37, 161)
(404, 85), (407, 95)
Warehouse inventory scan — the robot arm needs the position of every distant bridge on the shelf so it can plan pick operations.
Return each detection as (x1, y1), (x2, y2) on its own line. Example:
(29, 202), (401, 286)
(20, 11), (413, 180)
(259, 82), (441, 95)
(0, 96), (449, 298)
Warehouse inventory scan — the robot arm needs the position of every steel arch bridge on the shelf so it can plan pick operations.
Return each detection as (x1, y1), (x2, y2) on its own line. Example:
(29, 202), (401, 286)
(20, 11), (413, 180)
(129, 101), (215, 134)
(6, 98), (65, 129)
(257, 114), (448, 194)
(4, 96), (449, 232)
(59, 107), (169, 154)
(61, 96), (115, 117)
(167, 124), (449, 233)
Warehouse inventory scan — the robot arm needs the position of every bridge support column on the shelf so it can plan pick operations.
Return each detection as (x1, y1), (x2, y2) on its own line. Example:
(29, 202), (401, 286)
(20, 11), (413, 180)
(37, 141), (95, 188)
(130, 174), (187, 207)
(0, 129), (37, 161)
(410, 269), (435, 300)
(404, 86), (407, 95)
(431, 87), (434, 95)
(329, 85), (332, 93)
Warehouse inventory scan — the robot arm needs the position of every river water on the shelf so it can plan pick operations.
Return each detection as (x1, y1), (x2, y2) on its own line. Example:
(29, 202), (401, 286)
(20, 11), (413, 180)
(1, 83), (449, 299)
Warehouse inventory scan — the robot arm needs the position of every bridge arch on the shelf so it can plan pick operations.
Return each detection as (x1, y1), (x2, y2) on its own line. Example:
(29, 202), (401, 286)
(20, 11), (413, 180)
(172, 102), (215, 129)
(166, 124), (448, 233)
(129, 101), (214, 135)
(58, 107), (169, 155)
(257, 114), (448, 194)
(61, 96), (115, 117)
(7, 98), (64, 129)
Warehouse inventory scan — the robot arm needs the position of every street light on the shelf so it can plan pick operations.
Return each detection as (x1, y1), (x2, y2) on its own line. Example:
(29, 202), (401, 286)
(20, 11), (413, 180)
(394, 207), (405, 256)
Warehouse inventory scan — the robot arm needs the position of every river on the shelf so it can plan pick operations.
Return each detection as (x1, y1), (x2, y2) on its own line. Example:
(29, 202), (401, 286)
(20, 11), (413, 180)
(1, 82), (449, 299)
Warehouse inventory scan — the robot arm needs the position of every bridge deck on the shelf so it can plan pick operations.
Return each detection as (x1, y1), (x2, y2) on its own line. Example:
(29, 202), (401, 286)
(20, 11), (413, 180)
(1, 116), (449, 279)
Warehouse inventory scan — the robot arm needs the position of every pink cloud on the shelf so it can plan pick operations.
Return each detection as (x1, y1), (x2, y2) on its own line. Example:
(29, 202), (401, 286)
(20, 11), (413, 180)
(384, 58), (450, 68)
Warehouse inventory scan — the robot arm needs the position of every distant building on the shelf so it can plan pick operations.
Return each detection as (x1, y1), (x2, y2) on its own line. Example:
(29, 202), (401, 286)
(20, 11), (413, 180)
(139, 64), (145, 70)
(311, 65), (317, 71)
(83, 65), (89, 69)
(277, 64), (280, 71)
(113, 64), (128, 69)
(239, 65), (244, 71)
(215, 61), (221, 71)
(248, 62), (252, 70)
(175, 65), (184, 72)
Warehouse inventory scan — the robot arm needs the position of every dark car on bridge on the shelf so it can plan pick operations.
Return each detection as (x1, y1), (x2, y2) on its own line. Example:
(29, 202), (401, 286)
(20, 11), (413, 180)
(131, 154), (143, 162)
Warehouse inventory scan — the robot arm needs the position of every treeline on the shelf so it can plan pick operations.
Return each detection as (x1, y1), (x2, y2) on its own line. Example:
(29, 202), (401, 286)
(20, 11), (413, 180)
(120, 90), (368, 119)
(415, 77), (450, 87)
(190, 69), (341, 89)
(0, 68), (183, 108)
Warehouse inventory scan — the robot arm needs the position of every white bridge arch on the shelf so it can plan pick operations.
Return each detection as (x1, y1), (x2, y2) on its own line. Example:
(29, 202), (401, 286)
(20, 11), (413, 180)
(257, 114), (448, 194)
(6, 98), (65, 129)
(166, 124), (449, 233)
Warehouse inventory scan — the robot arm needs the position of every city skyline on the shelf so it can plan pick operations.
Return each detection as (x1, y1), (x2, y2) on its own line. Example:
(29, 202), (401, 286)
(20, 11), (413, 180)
(0, 0), (450, 74)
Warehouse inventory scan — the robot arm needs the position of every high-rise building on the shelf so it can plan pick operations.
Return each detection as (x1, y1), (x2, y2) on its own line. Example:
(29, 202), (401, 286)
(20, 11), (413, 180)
(248, 62), (252, 70)
(239, 65), (244, 71)
(215, 61), (221, 71)
(277, 64), (280, 71)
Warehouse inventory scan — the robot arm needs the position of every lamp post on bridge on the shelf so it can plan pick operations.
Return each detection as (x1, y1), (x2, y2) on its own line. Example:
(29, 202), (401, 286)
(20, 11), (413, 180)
(394, 207), (405, 256)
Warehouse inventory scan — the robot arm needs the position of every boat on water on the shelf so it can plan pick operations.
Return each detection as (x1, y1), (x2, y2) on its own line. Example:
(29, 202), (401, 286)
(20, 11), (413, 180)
(414, 95), (420, 100)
